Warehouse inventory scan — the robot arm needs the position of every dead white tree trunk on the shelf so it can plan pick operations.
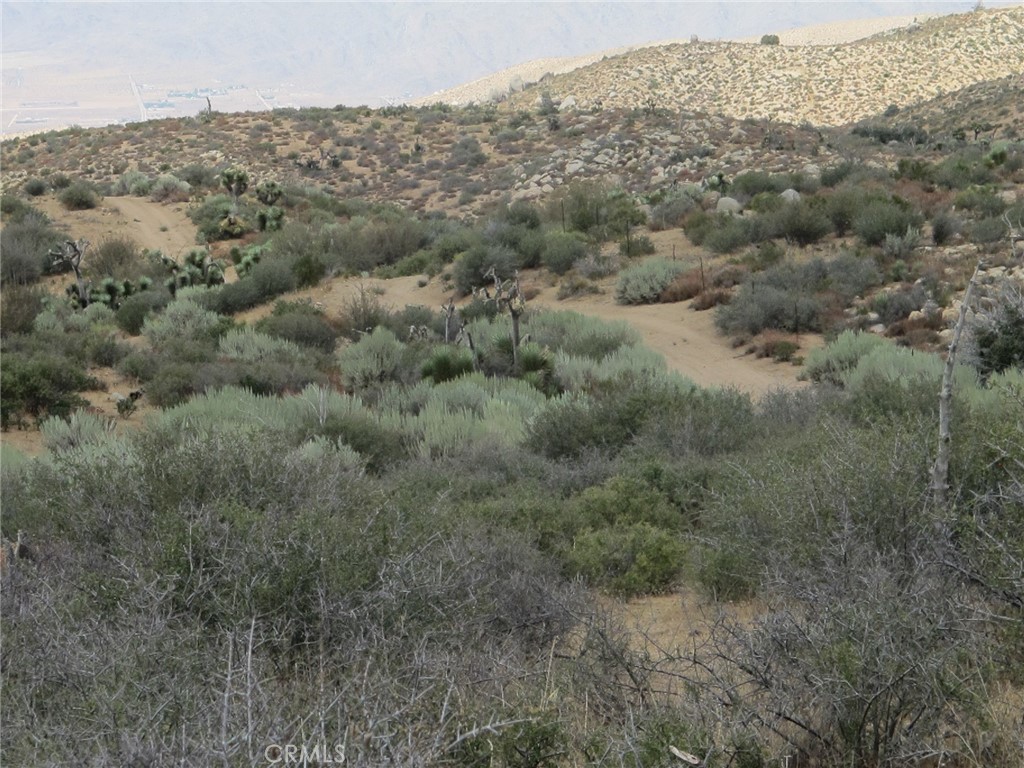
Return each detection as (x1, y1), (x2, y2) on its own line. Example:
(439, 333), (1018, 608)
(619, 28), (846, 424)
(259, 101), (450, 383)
(931, 262), (982, 507)
(49, 239), (90, 306)
(442, 298), (458, 344)
(483, 267), (526, 368)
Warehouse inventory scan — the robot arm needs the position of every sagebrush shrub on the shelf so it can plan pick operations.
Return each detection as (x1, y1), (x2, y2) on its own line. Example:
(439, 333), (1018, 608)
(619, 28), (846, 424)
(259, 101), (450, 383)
(715, 284), (822, 335)
(338, 327), (408, 392)
(616, 259), (686, 305)
(881, 226), (920, 260)
(149, 174), (191, 203)
(802, 330), (886, 386)
(59, 181), (100, 210)
(142, 299), (223, 348)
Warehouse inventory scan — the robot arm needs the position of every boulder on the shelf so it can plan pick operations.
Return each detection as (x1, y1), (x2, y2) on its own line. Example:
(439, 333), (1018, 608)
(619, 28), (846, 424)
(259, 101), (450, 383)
(716, 196), (743, 215)
(780, 188), (801, 203)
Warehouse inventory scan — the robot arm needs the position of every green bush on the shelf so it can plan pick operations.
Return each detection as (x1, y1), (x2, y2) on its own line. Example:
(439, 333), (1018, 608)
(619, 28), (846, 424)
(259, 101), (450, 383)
(176, 163), (217, 189)
(619, 233), (656, 258)
(550, 181), (644, 240)
(853, 200), (922, 246)
(704, 216), (753, 254)
(824, 188), (867, 237)
(22, 178), (46, 196)
(931, 210), (961, 245)
(773, 200), (831, 246)
(715, 284), (822, 335)
(145, 362), (197, 408)
(0, 352), (98, 429)
(566, 522), (685, 596)
(699, 545), (758, 601)
(487, 221), (545, 269)
(683, 209), (717, 246)
(871, 284), (926, 324)
(881, 227), (920, 260)
(541, 231), (587, 275)
(760, 33), (780, 45)
(528, 375), (691, 459)
(452, 244), (516, 295)
(421, 346), (475, 383)
(934, 150), (995, 189)
(820, 162), (855, 188)
(954, 187), (1005, 218)
(0, 211), (63, 284)
(256, 306), (338, 353)
(117, 350), (160, 382)
(188, 194), (238, 241)
(112, 169), (152, 196)
(0, 285), (48, 336)
(59, 181), (100, 210)
(974, 295), (1024, 377)
(615, 259), (686, 305)
(731, 171), (786, 198)
(88, 236), (142, 279)
(968, 216), (1006, 244)
(318, 411), (410, 472)
(201, 257), (298, 314)
(649, 187), (700, 230)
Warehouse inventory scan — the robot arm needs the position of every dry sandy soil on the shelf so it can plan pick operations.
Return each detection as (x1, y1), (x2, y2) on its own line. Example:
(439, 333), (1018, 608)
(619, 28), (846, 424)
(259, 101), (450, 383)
(35, 195), (196, 259)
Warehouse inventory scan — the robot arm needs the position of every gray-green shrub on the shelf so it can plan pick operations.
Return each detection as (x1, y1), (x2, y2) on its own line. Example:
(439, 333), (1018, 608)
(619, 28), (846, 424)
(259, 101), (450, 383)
(541, 231), (588, 275)
(853, 200), (923, 246)
(616, 259), (686, 305)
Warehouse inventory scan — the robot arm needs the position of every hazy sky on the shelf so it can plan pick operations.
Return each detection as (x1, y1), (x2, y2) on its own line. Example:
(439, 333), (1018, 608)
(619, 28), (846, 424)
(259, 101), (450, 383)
(1, 1), (1013, 131)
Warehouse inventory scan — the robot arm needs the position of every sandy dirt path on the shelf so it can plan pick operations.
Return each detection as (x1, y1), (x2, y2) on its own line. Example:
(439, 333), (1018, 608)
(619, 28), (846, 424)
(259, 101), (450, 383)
(238, 272), (815, 397)
(105, 197), (196, 258)
(36, 195), (196, 259)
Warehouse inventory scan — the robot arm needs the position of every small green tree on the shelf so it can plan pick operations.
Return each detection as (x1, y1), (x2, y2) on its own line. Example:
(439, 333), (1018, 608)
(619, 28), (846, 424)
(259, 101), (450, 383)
(760, 34), (780, 45)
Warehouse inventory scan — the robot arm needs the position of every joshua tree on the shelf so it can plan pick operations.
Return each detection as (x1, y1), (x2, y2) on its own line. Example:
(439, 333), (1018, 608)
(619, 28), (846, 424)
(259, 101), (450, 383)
(220, 166), (249, 215)
(255, 179), (282, 206)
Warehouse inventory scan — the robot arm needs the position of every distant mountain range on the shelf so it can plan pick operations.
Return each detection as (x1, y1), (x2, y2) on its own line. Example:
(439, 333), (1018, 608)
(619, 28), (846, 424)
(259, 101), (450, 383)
(1, 1), (1000, 114)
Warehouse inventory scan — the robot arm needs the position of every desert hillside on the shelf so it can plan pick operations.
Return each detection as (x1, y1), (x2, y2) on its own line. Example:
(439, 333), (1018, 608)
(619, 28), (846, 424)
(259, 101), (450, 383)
(461, 7), (1024, 127)
(2, 7), (1023, 767)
